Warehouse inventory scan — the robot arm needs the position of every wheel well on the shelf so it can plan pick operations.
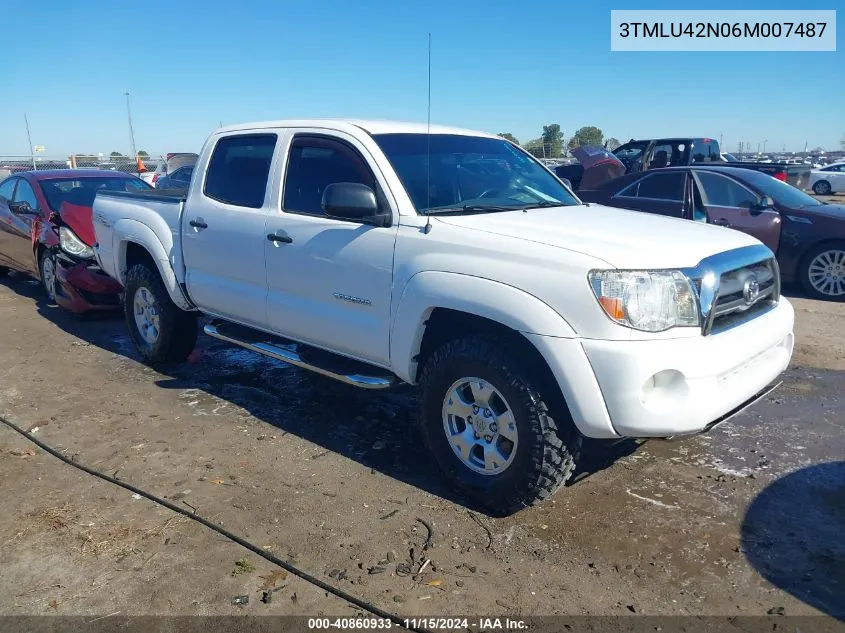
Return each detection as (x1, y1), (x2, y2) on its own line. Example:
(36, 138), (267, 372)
(124, 242), (157, 279)
(416, 308), (567, 410)
(798, 238), (845, 270)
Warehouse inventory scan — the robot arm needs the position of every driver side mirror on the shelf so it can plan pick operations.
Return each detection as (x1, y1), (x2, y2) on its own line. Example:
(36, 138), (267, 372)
(9, 201), (38, 216)
(322, 182), (390, 227)
(750, 195), (774, 215)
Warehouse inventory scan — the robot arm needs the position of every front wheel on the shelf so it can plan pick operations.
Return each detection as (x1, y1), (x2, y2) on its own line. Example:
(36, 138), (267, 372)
(812, 180), (832, 195)
(418, 337), (581, 516)
(38, 249), (58, 303)
(800, 242), (845, 301)
(124, 262), (198, 363)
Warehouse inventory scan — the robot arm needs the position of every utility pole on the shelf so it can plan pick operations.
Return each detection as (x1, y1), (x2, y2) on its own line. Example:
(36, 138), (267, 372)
(719, 133), (723, 148)
(757, 142), (761, 154)
(124, 90), (137, 159)
(763, 139), (768, 153)
(24, 114), (36, 170)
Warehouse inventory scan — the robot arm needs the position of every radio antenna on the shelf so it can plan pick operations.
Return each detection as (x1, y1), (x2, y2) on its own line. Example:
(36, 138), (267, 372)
(424, 32), (433, 235)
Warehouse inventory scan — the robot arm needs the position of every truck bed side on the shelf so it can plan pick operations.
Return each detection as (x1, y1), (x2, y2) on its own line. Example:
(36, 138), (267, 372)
(92, 189), (194, 310)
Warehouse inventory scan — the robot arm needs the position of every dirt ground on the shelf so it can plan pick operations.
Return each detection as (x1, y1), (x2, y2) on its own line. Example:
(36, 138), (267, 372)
(1, 269), (844, 625)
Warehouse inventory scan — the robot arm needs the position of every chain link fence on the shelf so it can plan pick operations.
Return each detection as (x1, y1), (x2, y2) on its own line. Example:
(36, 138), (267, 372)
(0, 154), (165, 180)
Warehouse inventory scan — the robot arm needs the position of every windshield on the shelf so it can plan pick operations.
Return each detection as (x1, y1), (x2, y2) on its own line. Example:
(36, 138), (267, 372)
(371, 133), (580, 214)
(40, 176), (151, 211)
(740, 169), (823, 207)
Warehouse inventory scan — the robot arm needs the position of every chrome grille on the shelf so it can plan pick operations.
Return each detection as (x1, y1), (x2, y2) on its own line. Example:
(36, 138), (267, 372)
(706, 258), (780, 335)
(683, 245), (781, 336)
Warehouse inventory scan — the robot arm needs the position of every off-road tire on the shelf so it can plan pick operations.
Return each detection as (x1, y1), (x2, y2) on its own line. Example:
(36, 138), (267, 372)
(124, 263), (197, 363)
(418, 337), (581, 516)
(0, 266), (8, 277)
(812, 180), (832, 196)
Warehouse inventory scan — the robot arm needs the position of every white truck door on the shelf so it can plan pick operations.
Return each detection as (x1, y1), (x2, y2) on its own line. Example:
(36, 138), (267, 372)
(181, 133), (278, 328)
(264, 132), (398, 366)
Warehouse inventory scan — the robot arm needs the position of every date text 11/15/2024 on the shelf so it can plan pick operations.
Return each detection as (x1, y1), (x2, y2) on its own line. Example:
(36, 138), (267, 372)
(307, 617), (527, 630)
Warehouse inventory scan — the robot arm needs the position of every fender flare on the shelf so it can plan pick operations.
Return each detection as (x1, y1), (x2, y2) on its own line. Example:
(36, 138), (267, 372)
(115, 219), (194, 311)
(390, 271), (577, 383)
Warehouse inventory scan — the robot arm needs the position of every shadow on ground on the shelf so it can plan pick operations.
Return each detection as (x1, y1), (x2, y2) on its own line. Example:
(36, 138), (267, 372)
(1, 272), (639, 516)
(742, 461), (845, 620)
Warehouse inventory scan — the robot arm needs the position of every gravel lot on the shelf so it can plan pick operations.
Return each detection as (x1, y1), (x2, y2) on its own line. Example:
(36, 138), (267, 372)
(1, 268), (843, 623)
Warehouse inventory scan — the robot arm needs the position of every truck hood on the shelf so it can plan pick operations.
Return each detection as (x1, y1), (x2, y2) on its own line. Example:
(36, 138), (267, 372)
(434, 204), (762, 269)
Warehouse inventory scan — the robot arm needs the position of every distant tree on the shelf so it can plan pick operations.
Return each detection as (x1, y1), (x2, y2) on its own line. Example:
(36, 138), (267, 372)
(523, 137), (545, 158)
(110, 151), (123, 158)
(541, 124), (564, 157)
(497, 133), (519, 145)
(568, 126), (604, 150)
(137, 150), (149, 157)
(605, 137), (621, 151)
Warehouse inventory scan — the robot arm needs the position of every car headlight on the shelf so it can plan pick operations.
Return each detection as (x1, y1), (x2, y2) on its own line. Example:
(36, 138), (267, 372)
(588, 270), (699, 332)
(59, 226), (95, 259)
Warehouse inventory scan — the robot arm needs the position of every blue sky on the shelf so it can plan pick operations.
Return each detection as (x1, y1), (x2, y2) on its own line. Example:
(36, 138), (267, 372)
(4, 0), (842, 157)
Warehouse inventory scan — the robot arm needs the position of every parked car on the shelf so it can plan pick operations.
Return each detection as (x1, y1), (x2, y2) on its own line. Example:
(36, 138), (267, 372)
(149, 153), (198, 187)
(154, 164), (194, 192)
(578, 165), (845, 300)
(0, 170), (151, 313)
(559, 138), (811, 192)
(556, 137), (722, 190)
(808, 162), (845, 195)
(92, 119), (794, 514)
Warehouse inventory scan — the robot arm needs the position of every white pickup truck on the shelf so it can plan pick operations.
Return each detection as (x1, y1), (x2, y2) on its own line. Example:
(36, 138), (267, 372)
(92, 119), (794, 514)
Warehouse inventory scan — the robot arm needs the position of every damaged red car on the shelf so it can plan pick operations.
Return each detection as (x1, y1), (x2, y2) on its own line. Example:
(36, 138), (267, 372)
(0, 170), (151, 313)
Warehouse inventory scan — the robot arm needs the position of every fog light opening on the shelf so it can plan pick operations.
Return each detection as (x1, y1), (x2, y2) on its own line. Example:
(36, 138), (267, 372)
(640, 369), (689, 412)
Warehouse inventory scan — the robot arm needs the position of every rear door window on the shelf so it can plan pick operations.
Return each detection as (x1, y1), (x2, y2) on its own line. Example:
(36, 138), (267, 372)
(0, 177), (17, 201)
(618, 172), (685, 201)
(203, 134), (277, 208)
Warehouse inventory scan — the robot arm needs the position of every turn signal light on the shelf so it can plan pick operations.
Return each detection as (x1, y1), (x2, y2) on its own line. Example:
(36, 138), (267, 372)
(598, 296), (625, 320)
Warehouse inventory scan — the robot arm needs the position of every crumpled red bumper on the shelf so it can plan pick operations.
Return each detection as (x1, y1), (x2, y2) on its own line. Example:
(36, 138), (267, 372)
(55, 259), (122, 314)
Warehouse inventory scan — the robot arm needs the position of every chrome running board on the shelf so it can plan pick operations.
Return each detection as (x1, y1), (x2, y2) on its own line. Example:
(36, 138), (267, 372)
(204, 321), (396, 390)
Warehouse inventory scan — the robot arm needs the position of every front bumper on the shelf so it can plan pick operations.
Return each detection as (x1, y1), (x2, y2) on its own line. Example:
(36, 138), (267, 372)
(55, 256), (123, 314)
(525, 298), (795, 439)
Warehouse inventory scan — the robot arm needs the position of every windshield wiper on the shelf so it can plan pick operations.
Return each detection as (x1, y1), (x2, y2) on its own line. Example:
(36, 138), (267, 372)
(425, 205), (518, 216)
(517, 201), (565, 210)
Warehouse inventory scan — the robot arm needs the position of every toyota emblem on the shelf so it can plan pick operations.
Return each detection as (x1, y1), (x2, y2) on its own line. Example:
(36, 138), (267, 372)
(743, 275), (760, 305)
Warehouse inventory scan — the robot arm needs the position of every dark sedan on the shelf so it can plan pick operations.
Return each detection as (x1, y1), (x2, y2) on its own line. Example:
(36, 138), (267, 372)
(578, 166), (845, 301)
(0, 170), (151, 313)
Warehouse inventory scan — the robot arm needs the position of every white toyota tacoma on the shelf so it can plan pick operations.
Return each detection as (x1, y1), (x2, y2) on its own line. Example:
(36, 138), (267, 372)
(92, 119), (794, 514)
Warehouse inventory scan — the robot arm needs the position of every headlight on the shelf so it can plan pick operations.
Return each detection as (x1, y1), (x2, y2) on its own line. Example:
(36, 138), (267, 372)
(588, 270), (699, 332)
(59, 226), (95, 259)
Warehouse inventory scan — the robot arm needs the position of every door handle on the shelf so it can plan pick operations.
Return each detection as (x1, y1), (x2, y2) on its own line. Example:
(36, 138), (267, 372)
(189, 218), (208, 229)
(267, 233), (293, 244)
(715, 218), (731, 227)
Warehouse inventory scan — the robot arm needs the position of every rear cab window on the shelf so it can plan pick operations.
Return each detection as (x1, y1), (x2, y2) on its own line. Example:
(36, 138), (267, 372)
(203, 134), (277, 208)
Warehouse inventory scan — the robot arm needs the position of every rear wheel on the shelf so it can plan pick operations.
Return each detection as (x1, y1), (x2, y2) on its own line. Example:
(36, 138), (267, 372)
(813, 180), (832, 195)
(418, 337), (581, 516)
(124, 262), (197, 363)
(800, 242), (845, 301)
(38, 249), (57, 303)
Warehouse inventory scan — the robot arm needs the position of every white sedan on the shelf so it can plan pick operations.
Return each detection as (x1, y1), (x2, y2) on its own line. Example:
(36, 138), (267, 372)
(809, 162), (845, 195)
